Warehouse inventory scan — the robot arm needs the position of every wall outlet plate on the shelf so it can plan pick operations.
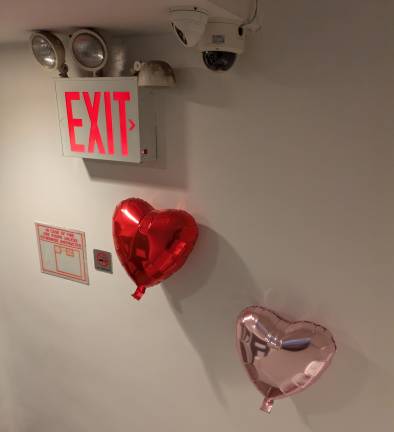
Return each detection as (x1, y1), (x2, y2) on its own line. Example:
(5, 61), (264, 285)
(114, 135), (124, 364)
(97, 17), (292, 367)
(93, 249), (113, 274)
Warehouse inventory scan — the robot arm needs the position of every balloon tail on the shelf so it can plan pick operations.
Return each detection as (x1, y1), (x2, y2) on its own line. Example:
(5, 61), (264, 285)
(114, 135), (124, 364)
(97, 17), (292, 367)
(261, 398), (273, 413)
(132, 286), (146, 300)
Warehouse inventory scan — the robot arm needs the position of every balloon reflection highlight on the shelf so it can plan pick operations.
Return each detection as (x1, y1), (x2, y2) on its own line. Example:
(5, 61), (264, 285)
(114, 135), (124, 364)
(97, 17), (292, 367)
(121, 208), (140, 225)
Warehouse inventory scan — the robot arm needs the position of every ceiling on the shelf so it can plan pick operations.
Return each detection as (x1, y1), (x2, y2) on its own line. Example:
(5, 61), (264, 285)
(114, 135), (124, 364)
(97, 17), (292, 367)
(0, 0), (250, 44)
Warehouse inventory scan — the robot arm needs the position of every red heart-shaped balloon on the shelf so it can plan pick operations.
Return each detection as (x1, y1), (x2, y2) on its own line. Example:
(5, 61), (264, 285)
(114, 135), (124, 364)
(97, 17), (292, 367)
(236, 306), (336, 413)
(113, 198), (198, 300)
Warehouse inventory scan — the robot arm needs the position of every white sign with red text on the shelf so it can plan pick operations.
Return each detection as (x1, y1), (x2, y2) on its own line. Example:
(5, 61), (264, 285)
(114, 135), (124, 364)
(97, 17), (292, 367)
(35, 223), (89, 284)
(55, 78), (156, 163)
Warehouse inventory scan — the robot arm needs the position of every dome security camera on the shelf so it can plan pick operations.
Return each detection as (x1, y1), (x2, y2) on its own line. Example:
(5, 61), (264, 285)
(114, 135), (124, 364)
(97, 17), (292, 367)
(198, 19), (245, 72)
(169, 7), (208, 48)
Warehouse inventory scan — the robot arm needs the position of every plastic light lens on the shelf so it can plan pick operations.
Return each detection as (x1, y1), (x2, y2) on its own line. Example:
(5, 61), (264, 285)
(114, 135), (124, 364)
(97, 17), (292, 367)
(72, 32), (106, 69)
(31, 35), (57, 68)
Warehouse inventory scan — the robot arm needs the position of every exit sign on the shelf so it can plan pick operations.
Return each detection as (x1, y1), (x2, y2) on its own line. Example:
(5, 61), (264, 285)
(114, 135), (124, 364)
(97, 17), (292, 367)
(55, 77), (156, 163)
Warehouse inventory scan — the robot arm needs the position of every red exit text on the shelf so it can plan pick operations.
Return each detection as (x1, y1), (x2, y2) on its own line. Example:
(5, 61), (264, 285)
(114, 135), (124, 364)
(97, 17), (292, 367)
(65, 91), (136, 156)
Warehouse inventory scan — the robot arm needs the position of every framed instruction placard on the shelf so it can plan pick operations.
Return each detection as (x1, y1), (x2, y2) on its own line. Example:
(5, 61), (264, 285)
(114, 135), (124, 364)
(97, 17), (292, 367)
(35, 223), (89, 284)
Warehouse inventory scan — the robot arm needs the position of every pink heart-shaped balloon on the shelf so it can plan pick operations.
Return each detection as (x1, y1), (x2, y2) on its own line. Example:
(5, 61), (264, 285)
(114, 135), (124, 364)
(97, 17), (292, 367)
(236, 306), (336, 413)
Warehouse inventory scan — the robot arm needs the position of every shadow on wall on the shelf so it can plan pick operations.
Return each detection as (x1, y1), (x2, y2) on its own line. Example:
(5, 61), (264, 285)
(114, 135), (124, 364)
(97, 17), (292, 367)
(163, 225), (262, 406)
(293, 341), (366, 426)
(83, 67), (234, 190)
(292, 334), (394, 432)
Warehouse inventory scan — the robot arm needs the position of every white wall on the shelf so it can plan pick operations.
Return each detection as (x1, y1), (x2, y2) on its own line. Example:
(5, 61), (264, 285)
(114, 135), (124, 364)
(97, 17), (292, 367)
(1, 1), (394, 431)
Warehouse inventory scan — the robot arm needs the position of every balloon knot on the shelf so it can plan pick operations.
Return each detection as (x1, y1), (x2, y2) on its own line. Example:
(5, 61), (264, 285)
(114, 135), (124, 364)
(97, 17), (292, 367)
(132, 286), (146, 300)
(260, 398), (273, 414)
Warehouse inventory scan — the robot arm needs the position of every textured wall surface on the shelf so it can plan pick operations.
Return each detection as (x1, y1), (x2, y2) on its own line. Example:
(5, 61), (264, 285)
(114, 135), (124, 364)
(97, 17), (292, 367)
(0, 1), (393, 431)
